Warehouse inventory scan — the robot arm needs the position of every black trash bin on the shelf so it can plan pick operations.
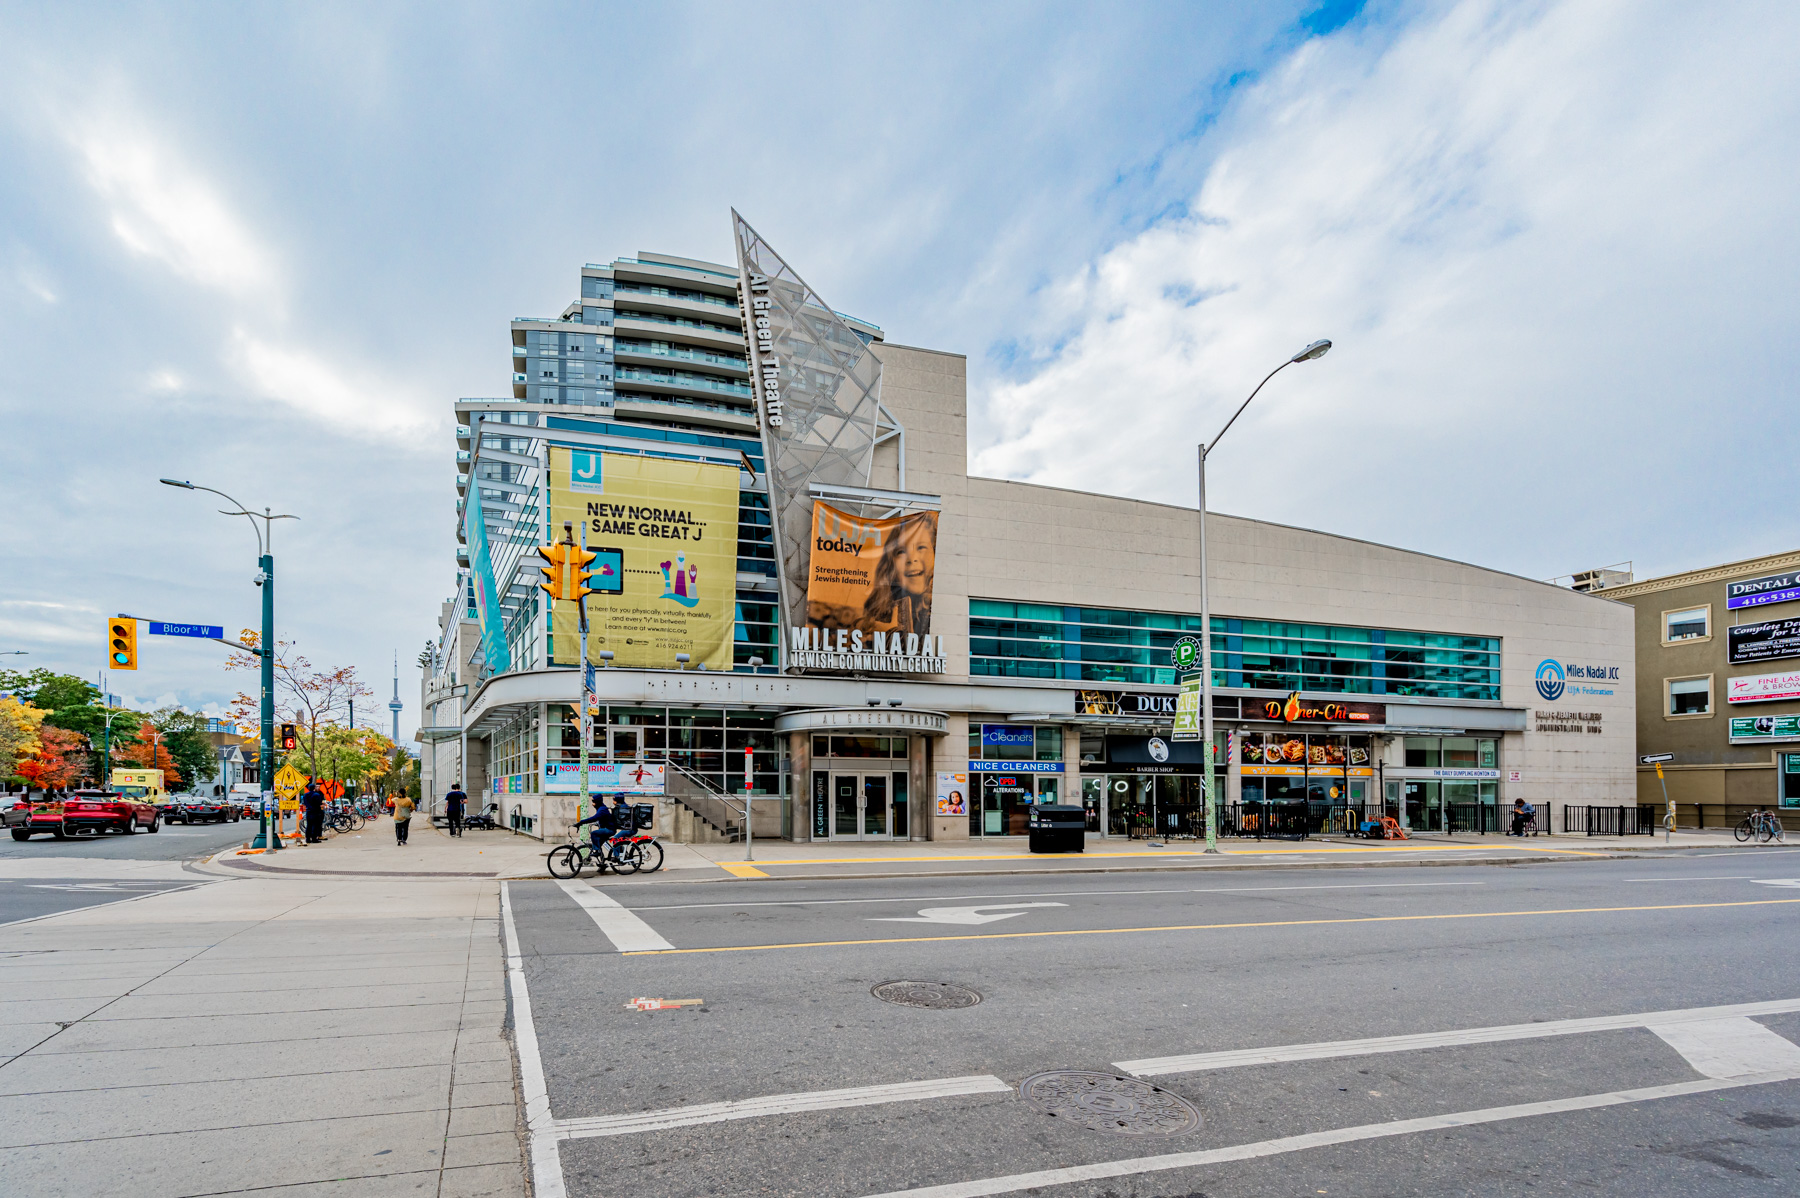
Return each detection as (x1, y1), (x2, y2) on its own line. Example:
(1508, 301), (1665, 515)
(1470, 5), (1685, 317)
(1028, 805), (1086, 853)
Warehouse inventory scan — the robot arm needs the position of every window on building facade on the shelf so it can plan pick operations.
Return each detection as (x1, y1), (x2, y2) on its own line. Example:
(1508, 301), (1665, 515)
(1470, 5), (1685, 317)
(1668, 676), (1711, 716)
(969, 600), (1502, 700)
(1664, 606), (1709, 642)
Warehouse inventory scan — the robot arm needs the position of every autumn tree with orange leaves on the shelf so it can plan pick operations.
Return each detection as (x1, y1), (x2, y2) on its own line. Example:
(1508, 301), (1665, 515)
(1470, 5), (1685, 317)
(17, 725), (89, 791)
(120, 717), (190, 790)
(225, 631), (374, 781)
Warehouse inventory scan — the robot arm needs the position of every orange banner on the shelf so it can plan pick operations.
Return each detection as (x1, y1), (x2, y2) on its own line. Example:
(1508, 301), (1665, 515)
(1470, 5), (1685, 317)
(804, 502), (939, 641)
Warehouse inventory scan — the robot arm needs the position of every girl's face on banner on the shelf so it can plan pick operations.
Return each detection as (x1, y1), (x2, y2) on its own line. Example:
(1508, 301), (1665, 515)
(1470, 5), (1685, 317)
(894, 519), (935, 597)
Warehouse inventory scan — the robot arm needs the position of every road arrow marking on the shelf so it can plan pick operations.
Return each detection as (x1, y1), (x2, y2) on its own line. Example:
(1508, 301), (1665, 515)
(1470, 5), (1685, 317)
(870, 902), (1068, 926)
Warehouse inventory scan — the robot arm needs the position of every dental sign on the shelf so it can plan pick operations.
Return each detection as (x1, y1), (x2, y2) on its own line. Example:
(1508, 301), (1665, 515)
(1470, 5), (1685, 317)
(1727, 570), (1800, 611)
(744, 273), (784, 429)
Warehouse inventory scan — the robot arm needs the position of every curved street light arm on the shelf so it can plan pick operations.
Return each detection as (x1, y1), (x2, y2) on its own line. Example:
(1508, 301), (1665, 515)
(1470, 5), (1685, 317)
(1203, 360), (1290, 459)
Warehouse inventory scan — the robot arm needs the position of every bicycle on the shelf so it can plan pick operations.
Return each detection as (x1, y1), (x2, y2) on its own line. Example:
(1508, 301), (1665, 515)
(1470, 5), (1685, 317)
(546, 831), (664, 878)
(325, 802), (364, 833)
(1735, 809), (1785, 844)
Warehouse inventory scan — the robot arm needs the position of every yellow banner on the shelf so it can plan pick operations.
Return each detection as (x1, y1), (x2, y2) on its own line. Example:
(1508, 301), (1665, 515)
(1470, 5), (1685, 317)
(548, 448), (737, 670)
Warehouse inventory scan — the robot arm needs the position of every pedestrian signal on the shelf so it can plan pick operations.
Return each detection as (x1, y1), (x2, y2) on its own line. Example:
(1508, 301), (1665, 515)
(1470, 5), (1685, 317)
(280, 724), (298, 751)
(107, 619), (138, 670)
(538, 543), (571, 600)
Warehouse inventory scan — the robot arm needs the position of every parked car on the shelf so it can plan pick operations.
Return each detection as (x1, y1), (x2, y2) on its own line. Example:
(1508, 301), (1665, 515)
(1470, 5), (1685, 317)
(5, 789), (160, 839)
(165, 796), (235, 824)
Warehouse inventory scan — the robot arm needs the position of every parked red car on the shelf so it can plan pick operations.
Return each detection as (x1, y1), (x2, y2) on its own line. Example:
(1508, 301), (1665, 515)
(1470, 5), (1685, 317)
(5, 789), (161, 840)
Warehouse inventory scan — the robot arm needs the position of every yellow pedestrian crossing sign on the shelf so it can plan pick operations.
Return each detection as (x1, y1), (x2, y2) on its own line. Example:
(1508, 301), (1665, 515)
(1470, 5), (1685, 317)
(273, 765), (307, 800)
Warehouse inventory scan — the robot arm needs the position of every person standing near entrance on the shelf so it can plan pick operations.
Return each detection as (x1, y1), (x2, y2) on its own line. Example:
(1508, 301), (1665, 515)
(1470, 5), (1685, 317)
(302, 780), (325, 844)
(393, 791), (415, 845)
(444, 782), (467, 837)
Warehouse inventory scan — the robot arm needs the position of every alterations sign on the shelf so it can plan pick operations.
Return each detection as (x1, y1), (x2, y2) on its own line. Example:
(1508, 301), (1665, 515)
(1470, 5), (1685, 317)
(1727, 570), (1800, 611)
(547, 448), (737, 671)
(1728, 618), (1800, 665)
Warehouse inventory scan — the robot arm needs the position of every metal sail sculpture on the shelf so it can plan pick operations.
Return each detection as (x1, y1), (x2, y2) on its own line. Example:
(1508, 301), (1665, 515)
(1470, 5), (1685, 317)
(732, 210), (887, 647)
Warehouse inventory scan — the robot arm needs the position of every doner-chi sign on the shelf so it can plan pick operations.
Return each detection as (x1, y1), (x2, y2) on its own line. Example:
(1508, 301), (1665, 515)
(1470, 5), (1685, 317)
(789, 501), (945, 673)
(1726, 669), (1800, 705)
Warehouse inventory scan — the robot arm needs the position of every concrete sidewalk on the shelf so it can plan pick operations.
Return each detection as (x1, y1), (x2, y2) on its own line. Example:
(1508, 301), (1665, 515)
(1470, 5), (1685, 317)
(0, 865), (526, 1197)
(202, 815), (1775, 884)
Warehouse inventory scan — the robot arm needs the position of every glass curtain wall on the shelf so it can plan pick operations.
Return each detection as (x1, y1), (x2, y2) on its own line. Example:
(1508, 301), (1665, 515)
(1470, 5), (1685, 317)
(970, 600), (1502, 701)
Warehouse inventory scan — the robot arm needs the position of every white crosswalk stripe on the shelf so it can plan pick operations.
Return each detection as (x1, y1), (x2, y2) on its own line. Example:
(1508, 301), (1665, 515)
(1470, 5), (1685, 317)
(554, 878), (675, 951)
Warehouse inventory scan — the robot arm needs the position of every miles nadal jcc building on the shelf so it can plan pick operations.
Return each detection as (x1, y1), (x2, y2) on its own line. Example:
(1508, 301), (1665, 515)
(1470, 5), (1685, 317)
(418, 213), (1635, 843)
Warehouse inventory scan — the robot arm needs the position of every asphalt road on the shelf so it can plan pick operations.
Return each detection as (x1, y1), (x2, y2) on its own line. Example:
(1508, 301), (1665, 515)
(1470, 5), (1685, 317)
(0, 818), (242, 924)
(505, 849), (1800, 1197)
(0, 816), (250, 864)
(0, 877), (211, 925)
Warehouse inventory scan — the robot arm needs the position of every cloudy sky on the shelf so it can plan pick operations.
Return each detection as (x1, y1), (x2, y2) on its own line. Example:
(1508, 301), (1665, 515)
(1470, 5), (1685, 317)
(1, 0), (1794, 734)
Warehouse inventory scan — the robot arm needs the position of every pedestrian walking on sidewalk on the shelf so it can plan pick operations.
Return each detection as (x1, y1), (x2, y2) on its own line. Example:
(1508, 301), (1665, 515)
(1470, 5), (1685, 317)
(302, 781), (325, 843)
(393, 792), (415, 845)
(444, 782), (467, 837)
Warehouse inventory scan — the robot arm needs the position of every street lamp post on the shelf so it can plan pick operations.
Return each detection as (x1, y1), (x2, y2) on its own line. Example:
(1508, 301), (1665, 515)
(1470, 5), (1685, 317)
(161, 479), (297, 851)
(1198, 340), (1332, 854)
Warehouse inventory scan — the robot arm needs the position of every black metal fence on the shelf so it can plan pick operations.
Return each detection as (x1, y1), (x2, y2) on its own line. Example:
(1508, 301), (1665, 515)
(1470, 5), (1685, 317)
(1562, 804), (1656, 836)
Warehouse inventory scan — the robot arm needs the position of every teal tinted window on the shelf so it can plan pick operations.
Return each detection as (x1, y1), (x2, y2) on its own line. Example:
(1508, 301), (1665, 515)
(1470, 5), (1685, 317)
(968, 601), (1501, 701)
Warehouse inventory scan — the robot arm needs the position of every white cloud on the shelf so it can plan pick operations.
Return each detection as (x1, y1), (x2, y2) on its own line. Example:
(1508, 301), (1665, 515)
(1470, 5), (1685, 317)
(64, 115), (275, 295)
(973, 0), (1800, 578)
(231, 328), (436, 436)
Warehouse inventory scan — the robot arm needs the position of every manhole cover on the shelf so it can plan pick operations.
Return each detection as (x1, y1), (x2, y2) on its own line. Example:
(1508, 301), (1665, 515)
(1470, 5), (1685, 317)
(871, 980), (982, 1009)
(1019, 1071), (1202, 1136)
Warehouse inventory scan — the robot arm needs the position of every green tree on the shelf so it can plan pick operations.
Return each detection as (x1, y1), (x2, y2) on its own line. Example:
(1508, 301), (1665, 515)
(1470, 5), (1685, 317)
(153, 708), (221, 794)
(0, 670), (104, 741)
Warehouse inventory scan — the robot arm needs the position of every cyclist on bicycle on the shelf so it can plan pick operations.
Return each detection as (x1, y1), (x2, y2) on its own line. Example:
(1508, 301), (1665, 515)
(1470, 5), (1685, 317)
(574, 794), (635, 865)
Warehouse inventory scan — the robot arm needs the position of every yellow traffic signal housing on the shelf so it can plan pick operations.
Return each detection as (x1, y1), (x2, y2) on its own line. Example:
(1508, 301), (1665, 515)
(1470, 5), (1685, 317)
(539, 543), (571, 600)
(108, 618), (138, 670)
(570, 545), (599, 600)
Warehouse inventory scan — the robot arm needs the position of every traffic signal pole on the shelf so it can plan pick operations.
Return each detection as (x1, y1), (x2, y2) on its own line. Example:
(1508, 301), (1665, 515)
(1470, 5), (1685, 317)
(575, 522), (592, 828)
(260, 550), (279, 852)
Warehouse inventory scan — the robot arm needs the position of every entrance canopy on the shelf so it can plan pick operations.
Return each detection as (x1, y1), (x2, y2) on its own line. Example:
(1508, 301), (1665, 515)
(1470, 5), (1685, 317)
(774, 707), (949, 737)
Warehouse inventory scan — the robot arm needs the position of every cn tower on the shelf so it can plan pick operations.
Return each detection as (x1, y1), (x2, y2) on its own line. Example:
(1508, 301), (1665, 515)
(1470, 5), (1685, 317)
(389, 652), (403, 744)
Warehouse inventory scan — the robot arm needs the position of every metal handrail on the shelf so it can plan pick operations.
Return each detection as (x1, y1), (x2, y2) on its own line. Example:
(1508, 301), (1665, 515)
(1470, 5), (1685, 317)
(659, 760), (741, 841)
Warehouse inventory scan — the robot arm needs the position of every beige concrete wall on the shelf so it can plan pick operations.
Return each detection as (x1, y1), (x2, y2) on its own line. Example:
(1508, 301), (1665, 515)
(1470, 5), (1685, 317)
(873, 343), (1636, 807)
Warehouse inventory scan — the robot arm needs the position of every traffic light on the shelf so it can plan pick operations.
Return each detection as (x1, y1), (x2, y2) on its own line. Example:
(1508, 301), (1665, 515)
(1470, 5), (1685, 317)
(538, 543), (571, 600)
(570, 545), (598, 600)
(107, 619), (138, 670)
(280, 724), (298, 751)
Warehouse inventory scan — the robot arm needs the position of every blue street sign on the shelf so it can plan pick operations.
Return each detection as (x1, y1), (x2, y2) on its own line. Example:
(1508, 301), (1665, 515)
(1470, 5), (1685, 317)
(147, 622), (225, 639)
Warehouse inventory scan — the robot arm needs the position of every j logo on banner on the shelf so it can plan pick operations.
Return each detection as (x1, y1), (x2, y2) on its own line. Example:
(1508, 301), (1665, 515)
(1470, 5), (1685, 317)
(569, 451), (604, 494)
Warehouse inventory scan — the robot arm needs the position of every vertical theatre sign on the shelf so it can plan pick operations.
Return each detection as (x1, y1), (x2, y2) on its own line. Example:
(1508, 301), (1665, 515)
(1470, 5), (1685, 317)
(546, 447), (738, 670)
(787, 501), (945, 672)
(733, 209), (946, 676)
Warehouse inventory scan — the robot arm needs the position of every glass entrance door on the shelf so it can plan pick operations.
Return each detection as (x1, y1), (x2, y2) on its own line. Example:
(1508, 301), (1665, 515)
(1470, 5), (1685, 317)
(608, 728), (639, 762)
(863, 776), (888, 837)
(834, 775), (859, 837)
(830, 773), (895, 840)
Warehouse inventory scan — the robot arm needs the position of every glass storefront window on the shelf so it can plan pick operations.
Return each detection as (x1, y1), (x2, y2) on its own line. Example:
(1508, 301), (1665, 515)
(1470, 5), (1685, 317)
(1404, 738), (1440, 767)
(1443, 738), (1478, 768)
(1036, 726), (1064, 763)
(1479, 739), (1497, 768)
